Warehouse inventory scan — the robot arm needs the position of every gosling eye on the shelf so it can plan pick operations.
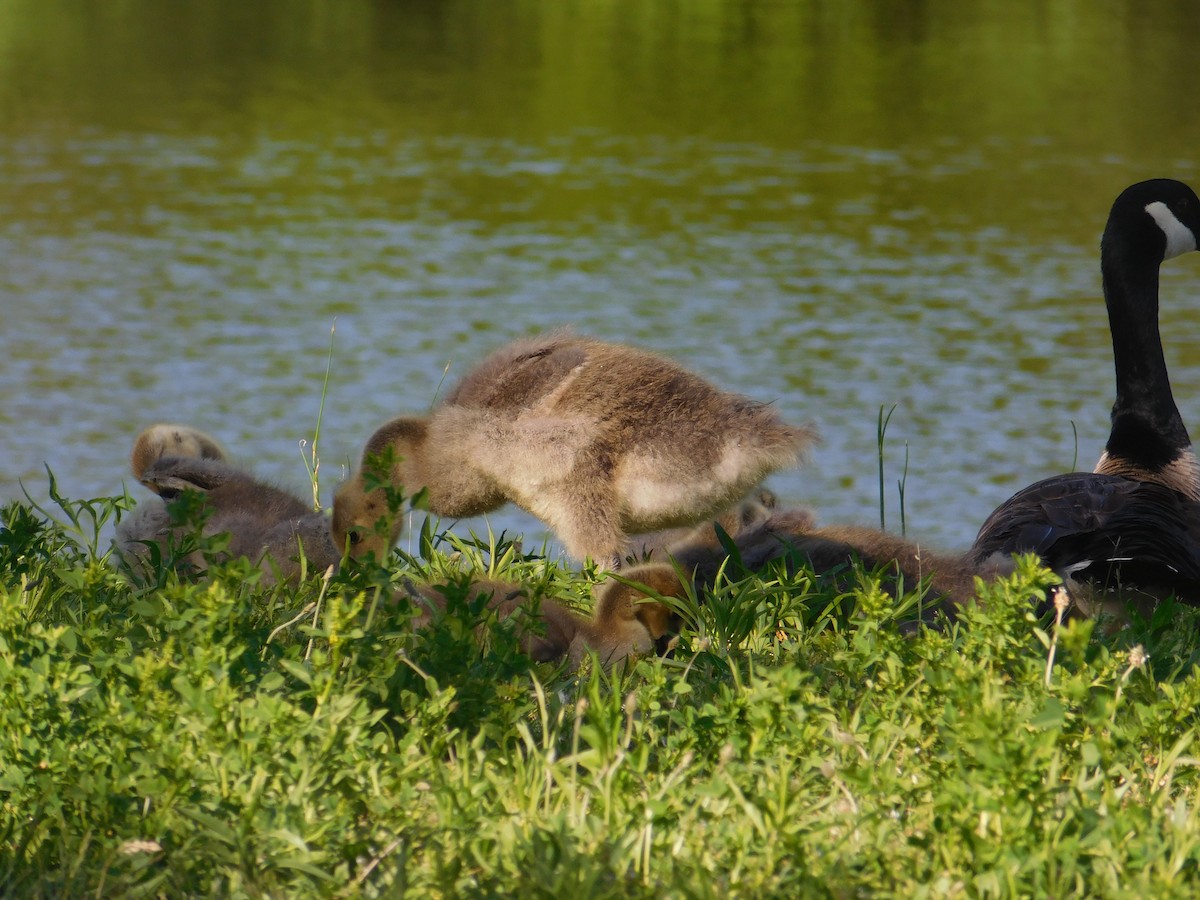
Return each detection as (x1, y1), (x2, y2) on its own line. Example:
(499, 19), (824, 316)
(347, 529), (363, 546)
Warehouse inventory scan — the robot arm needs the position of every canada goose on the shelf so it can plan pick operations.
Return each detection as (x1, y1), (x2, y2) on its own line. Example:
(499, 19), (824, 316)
(332, 332), (817, 568)
(573, 509), (1014, 669)
(117, 425), (339, 585)
(970, 179), (1200, 610)
(970, 473), (1200, 617)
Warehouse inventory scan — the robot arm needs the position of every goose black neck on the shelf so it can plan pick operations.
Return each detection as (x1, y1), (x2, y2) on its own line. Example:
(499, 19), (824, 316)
(1101, 242), (1191, 469)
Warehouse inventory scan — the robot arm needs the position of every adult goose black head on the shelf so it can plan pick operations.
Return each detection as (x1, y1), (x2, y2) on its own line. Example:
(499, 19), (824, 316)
(1094, 178), (1200, 496)
(971, 178), (1200, 607)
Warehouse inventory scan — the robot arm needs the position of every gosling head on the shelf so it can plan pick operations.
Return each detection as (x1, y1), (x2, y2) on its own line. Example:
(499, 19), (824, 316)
(571, 563), (691, 669)
(130, 423), (227, 480)
(332, 417), (428, 561)
(331, 473), (402, 562)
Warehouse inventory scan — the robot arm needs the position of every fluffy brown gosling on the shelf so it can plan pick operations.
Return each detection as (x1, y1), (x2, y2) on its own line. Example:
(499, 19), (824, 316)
(116, 424), (339, 585)
(333, 332), (816, 568)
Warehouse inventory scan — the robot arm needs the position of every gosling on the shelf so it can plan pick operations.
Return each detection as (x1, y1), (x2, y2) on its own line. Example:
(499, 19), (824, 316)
(395, 575), (589, 663)
(571, 510), (1014, 669)
(333, 332), (817, 568)
(129, 422), (228, 479)
(116, 424), (339, 585)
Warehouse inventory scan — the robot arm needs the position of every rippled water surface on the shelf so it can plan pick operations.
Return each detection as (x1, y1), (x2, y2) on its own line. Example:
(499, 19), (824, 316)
(3, 0), (1199, 554)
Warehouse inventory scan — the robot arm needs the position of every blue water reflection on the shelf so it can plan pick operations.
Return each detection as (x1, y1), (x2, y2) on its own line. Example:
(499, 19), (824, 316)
(2, 1), (1198, 556)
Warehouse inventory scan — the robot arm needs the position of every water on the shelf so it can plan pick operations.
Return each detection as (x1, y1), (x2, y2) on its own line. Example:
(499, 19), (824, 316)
(2, 0), (1199, 556)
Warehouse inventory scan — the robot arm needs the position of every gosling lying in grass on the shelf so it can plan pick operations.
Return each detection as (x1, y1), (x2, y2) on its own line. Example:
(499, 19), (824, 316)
(333, 332), (816, 569)
(392, 493), (801, 667)
(395, 576), (588, 663)
(571, 510), (1016, 669)
(116, 424), (339, 585)
(118, 425), (591, 660)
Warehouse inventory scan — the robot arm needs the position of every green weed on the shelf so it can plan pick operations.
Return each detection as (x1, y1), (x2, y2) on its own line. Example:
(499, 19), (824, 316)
(3, 486), (1200, 896)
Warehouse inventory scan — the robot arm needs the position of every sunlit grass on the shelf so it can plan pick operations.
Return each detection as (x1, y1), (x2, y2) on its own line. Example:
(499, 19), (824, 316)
(3, 487), (1200, 896)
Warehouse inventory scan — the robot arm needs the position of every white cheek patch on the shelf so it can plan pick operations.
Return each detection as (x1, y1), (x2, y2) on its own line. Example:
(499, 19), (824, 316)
(1146, 200), (1198, 260)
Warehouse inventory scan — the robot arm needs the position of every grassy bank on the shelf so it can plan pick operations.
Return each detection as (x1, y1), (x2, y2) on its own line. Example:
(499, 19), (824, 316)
(3, 490), (1200, 897)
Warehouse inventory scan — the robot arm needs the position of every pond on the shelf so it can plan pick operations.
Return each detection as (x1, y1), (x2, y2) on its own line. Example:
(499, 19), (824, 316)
(2, 0), (1199, 557)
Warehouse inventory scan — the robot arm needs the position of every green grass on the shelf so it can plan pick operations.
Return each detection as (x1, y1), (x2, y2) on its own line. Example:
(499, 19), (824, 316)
(4, 490), (1200, 897)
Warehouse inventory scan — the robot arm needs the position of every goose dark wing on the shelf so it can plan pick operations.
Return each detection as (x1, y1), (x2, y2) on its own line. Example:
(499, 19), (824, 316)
(971, 472), (1200, 598)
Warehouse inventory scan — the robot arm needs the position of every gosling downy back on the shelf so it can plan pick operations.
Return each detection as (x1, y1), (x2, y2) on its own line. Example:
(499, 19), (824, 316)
(334, 332), (817, 568)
